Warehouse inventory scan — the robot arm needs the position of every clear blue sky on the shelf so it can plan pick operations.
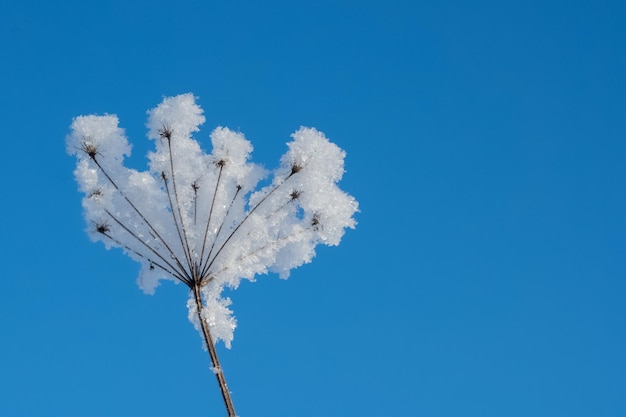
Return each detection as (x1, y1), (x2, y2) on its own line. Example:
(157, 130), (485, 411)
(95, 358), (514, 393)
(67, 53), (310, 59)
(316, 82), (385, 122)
(1, 1), (625, 416)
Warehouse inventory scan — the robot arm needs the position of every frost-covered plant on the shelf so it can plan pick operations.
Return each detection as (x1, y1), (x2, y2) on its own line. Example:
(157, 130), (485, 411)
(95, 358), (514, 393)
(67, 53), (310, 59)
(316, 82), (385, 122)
(67, 93), (358, 417)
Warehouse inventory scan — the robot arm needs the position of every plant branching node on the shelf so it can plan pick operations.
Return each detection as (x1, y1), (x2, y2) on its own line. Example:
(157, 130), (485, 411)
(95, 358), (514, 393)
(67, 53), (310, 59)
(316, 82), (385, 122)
(159, 126), (173, 141)
(88, 188), (103, 199)
(95, 222), (110, 234)
(290, 190), (301, 201)
(80, 140), (98, 159)
(290, 163), (302, 175)
(311, 213), (321, 229)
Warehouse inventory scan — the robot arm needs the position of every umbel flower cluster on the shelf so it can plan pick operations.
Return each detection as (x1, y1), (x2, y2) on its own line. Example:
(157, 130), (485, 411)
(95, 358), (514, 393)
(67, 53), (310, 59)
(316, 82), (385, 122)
(67, 94), (358, 416)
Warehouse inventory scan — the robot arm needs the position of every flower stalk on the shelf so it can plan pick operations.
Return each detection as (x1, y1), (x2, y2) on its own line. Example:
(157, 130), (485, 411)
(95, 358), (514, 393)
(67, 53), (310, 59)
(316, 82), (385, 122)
(193, 283), (237, 417)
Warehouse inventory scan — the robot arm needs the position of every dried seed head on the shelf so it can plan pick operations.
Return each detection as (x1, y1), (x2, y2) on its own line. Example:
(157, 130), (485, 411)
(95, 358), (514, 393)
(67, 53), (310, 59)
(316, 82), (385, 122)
(311, 213), (321, 229)
(88, 188), (103, 199)
(215, 159), (226, 168)
(80, 141), (98, 159)
(95, 222), (111, 234)
(290, 190), (301, 201)
(158, 126), (173, 141)
(192, 181), (200, 192)
(290, 163), (302, 176)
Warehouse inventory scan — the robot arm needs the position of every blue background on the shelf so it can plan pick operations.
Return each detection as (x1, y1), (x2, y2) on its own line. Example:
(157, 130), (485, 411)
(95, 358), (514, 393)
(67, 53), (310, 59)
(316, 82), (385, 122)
(1, 1), (625, 416)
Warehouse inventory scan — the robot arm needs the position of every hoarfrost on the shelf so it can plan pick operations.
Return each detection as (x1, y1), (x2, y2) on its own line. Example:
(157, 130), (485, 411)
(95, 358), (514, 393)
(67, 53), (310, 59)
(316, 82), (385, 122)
(67, 93), (358, 347)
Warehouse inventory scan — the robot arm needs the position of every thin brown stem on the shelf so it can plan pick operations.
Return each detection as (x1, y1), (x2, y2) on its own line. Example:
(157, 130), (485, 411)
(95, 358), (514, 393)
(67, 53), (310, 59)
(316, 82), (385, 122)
(89, 155), (189, 281)
(104, 209), (192, 286)
(202, 172), (296, 278)
(200, 226), (312, 286)
(162, 172), (194, 271)
(199, 185), (241, 280)
(199, 163), (224, 272)
(99, 229), (185, 284)
(192, 181), (200, 226)
(167, 137), (195, 268)
(192, 284), (237, 417)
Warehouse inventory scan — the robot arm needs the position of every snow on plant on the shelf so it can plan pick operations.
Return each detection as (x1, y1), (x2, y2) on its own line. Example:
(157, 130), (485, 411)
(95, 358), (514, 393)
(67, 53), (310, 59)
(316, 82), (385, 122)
(66, 93), (358, 417)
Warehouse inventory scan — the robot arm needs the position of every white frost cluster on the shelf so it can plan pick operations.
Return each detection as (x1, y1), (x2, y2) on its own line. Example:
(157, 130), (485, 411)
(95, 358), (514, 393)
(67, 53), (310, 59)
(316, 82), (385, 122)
(67, 94), (358, 347)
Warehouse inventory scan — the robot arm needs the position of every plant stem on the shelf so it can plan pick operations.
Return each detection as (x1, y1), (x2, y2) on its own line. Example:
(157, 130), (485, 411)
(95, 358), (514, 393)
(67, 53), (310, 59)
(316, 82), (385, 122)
(192, 284), (237, 417)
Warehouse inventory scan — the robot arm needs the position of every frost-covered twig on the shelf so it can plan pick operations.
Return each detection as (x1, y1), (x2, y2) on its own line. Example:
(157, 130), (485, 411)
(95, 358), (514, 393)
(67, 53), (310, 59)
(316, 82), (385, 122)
(192, 283), (236, 416)
(67, 94), (358, 416)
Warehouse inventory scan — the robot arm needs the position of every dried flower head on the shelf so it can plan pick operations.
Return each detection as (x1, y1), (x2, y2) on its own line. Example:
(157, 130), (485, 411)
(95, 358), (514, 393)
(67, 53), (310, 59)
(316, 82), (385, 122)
(67, 93), (358, 417)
